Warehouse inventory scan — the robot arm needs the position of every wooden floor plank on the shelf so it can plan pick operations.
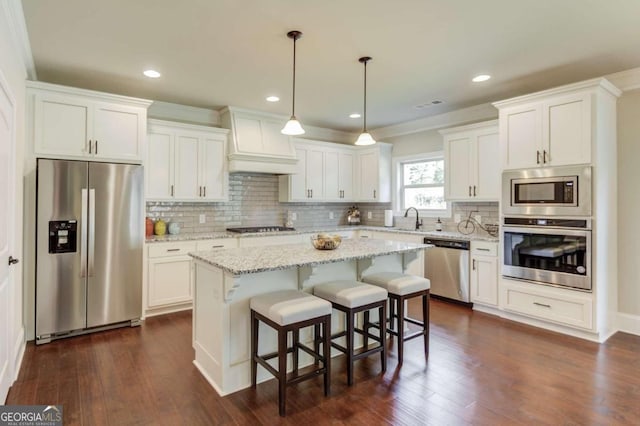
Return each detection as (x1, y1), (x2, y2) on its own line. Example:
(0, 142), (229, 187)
(6, 299), (640, 425)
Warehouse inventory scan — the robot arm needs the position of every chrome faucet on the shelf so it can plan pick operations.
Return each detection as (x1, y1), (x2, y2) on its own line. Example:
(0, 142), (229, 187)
(404, 207), (422, 230)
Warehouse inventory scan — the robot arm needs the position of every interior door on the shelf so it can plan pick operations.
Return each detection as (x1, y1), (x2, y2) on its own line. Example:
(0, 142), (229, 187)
(87, 163), (143, 328)
(0, 73), (16, 402)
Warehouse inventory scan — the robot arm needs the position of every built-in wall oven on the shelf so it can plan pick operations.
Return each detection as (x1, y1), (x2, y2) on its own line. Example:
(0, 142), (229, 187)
(502, 217), (591, 291)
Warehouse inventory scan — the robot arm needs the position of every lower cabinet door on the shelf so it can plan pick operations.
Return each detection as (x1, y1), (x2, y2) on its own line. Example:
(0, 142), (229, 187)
(470, 255), (498, 306)
(148, 256), (192, 307)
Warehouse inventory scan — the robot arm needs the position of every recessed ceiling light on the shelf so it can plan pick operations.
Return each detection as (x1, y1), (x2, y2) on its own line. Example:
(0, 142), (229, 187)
(349, 113), (361, 118)
(143, 69), (161, 78)
(472, 74), (491, 82)
(266, 96), (280, 102)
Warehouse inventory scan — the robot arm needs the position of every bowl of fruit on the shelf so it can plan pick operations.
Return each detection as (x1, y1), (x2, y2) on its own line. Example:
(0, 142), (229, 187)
(311, 233), (342, 250)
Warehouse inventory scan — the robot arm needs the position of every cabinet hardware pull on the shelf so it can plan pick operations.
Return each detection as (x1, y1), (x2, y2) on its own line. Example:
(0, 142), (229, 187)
(199, 186), (202, 197)
(170, 185), (174, 196)
(536, 150), (541, 164)
(472, 259), (476, 270)
(533, 302), (551, 308)
(360, 235), (369, 238)
(166, 248), (181, 252)
(473, 185), (477, 196)
(88, 140), (92, 154)
(211, 245), (224, 248)
(95, 140), (98, 154)
(310, 189), (313, 198)
(373, 189), (376, 199)
(477, 248), (491, 252)
(203, 186), (206, 197)
(469, 186), (472, 196)
(543, 150), (548, 163)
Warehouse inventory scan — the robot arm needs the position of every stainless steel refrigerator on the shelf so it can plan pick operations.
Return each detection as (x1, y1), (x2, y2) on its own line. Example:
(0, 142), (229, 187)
(36, 159), (143, 344)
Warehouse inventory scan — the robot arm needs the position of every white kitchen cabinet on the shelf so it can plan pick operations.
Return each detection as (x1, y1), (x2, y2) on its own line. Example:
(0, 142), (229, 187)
(441, 120), (499, 201)
(356, 143), (392, 202)
(145, 239), (236, 317)
(28, 81), (151, 163)
(495, 83), (602, 170)
(470, 241), (498, 307)
(220, 107), (298, 174)
(279, 139), (356, 202)
(146, 119), (229, 202)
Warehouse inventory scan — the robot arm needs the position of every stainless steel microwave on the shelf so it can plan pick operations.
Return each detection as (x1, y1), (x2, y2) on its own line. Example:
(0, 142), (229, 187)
(502, 166), (591, 216)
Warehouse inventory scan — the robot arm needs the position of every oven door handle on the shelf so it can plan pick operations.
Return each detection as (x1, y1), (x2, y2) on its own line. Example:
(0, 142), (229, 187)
(502, 226), (590, 237)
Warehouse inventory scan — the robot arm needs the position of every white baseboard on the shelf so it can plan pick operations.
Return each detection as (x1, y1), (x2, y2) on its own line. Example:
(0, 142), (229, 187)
(12, 326), (25, 382)
(617, 312), (640, 336)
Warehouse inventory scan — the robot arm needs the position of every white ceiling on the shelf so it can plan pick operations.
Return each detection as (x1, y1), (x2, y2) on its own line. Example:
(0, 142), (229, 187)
(21, 0), (640, 132)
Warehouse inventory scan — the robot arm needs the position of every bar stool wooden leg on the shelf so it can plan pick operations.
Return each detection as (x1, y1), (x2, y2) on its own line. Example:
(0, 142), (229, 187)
(313, 323), (321, 366)
(346, 310), (355, 386)
(251, 310), (258, 387)
(380, 303), (387, 373)
(396, 295), (405, 365)
(322, 316), (331, 397)
(423, 292), (430, 358)
(363, 310), (370, 349)
(389, 299), (396, 341)
(278, 329), (288, 417)
(292, 329), (299, 375)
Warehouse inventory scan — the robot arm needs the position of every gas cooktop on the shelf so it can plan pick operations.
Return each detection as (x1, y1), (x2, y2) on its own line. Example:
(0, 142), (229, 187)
(226, 226), (296, 234)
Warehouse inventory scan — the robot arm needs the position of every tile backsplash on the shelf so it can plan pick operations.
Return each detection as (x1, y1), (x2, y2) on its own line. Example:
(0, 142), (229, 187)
(146, 172), (498, 236)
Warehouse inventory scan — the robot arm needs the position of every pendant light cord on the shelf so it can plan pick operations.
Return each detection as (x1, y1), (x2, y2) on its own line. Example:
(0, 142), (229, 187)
(292, 34), (297, 117)
(363, 59), (367, 132)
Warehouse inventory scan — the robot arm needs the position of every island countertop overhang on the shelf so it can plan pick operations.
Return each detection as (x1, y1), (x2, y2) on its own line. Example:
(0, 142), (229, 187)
(188, 238), (433, 275)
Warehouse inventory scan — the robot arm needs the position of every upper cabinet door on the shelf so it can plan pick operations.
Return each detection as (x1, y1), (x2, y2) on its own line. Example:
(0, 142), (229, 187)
(338, 151), (354, 200)
(146, 130), (174, 200)
(324, 150), (340, 200)
(543, 93), (591, 166)
(500, 104), (542, 170)
(93, 102), (144, 161)
(199, 136), (227, 201)
(358, 149), (379, 201)
(475, 131), (500, 200)
(445, 135), (473, 199)
(306, 148), (325, 200)
(174, 135), (200, 199)
(33, 92), (91, 157)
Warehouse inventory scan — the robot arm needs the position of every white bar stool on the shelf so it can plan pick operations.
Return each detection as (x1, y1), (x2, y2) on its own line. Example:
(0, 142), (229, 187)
(361, 272), (430, 365)
(313, 280), (388, 385)
(250, 290), (332, 417)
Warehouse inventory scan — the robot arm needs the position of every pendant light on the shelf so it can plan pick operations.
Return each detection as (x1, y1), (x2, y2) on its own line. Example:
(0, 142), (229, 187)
(355, 56), (376, 145)
(281, 30), (305, 135)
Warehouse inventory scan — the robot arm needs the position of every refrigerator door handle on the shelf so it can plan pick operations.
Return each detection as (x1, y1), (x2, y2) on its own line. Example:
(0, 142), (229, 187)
(88, 188), (96, 277)
(81, 188), (88, 278)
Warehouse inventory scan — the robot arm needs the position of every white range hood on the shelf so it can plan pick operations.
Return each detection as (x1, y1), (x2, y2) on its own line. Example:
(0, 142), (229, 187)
(220, 107), (298, 174)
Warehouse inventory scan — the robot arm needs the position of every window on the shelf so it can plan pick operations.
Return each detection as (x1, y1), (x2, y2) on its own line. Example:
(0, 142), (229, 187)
(396, 154), (450, 216)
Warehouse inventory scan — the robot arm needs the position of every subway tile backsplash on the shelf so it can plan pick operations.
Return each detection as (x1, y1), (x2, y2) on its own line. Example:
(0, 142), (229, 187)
(146, 172), (498, 235)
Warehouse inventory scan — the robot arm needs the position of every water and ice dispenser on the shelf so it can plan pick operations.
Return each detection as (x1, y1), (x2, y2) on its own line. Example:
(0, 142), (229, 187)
(48, 220), (78, 254)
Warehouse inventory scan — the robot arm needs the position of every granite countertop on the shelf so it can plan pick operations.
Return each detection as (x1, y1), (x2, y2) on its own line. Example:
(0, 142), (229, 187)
(146, 225), (498, 243)
(189, 238), (433, 275)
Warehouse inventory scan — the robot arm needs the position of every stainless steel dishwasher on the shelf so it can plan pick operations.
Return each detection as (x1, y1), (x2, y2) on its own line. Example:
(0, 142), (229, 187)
(424, 237), (470, 303)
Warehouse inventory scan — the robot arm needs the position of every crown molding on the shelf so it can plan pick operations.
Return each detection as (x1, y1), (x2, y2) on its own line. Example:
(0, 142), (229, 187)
(605, 67), (640, 92)
(1, 0), (36, 80)
(372, 103), (498, 140)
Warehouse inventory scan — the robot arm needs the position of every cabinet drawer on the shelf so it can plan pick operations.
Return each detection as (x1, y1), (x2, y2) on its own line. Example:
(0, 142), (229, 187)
(148, 241), (197, 258)
(470, 241), (497, 257)
(503, 285), (593, 330)
(195, 239), (237, 251)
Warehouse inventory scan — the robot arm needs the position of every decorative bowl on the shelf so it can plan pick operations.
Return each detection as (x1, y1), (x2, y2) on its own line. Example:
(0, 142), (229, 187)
(311, 234), (342, 250)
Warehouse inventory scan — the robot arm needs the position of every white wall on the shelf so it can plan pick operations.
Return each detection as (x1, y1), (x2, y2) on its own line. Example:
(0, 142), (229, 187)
(0, 0), (27, 399)
(617, 89), (640, 317)
(383, 128), (446, 157)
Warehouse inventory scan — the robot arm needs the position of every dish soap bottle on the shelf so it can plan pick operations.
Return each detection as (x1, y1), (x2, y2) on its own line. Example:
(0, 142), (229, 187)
(435, 217), (443, 232)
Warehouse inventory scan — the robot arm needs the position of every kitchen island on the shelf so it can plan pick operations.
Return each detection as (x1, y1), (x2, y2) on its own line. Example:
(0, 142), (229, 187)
(189, 238), (431, 396)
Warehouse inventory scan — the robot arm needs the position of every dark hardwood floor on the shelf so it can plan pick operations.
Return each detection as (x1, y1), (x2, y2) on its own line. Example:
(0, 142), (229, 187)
(7, 299), (640, 425)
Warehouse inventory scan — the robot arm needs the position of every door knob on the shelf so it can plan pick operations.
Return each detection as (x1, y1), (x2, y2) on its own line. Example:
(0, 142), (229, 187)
(8, 256), (19, 266)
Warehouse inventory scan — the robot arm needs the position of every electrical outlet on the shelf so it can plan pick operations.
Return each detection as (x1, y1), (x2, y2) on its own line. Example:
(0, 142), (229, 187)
(367, 211), (372, 219)
(291, 212), (297, 221)
(199, 214), (206, 224)
(329, 212), (334, 220)
(474, 215), (481, 224)
(454, 213), (461, 223)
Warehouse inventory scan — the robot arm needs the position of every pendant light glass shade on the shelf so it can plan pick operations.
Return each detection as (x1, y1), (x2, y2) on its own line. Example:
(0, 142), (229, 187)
(282, 116), (305, 135)
(282, 30), (305, 135)
(355, 131), (376, 146)
(355, 56), (375, 145)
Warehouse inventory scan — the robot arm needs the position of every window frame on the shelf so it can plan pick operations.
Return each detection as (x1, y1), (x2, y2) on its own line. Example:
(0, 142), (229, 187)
(392, 152), (451, 218)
